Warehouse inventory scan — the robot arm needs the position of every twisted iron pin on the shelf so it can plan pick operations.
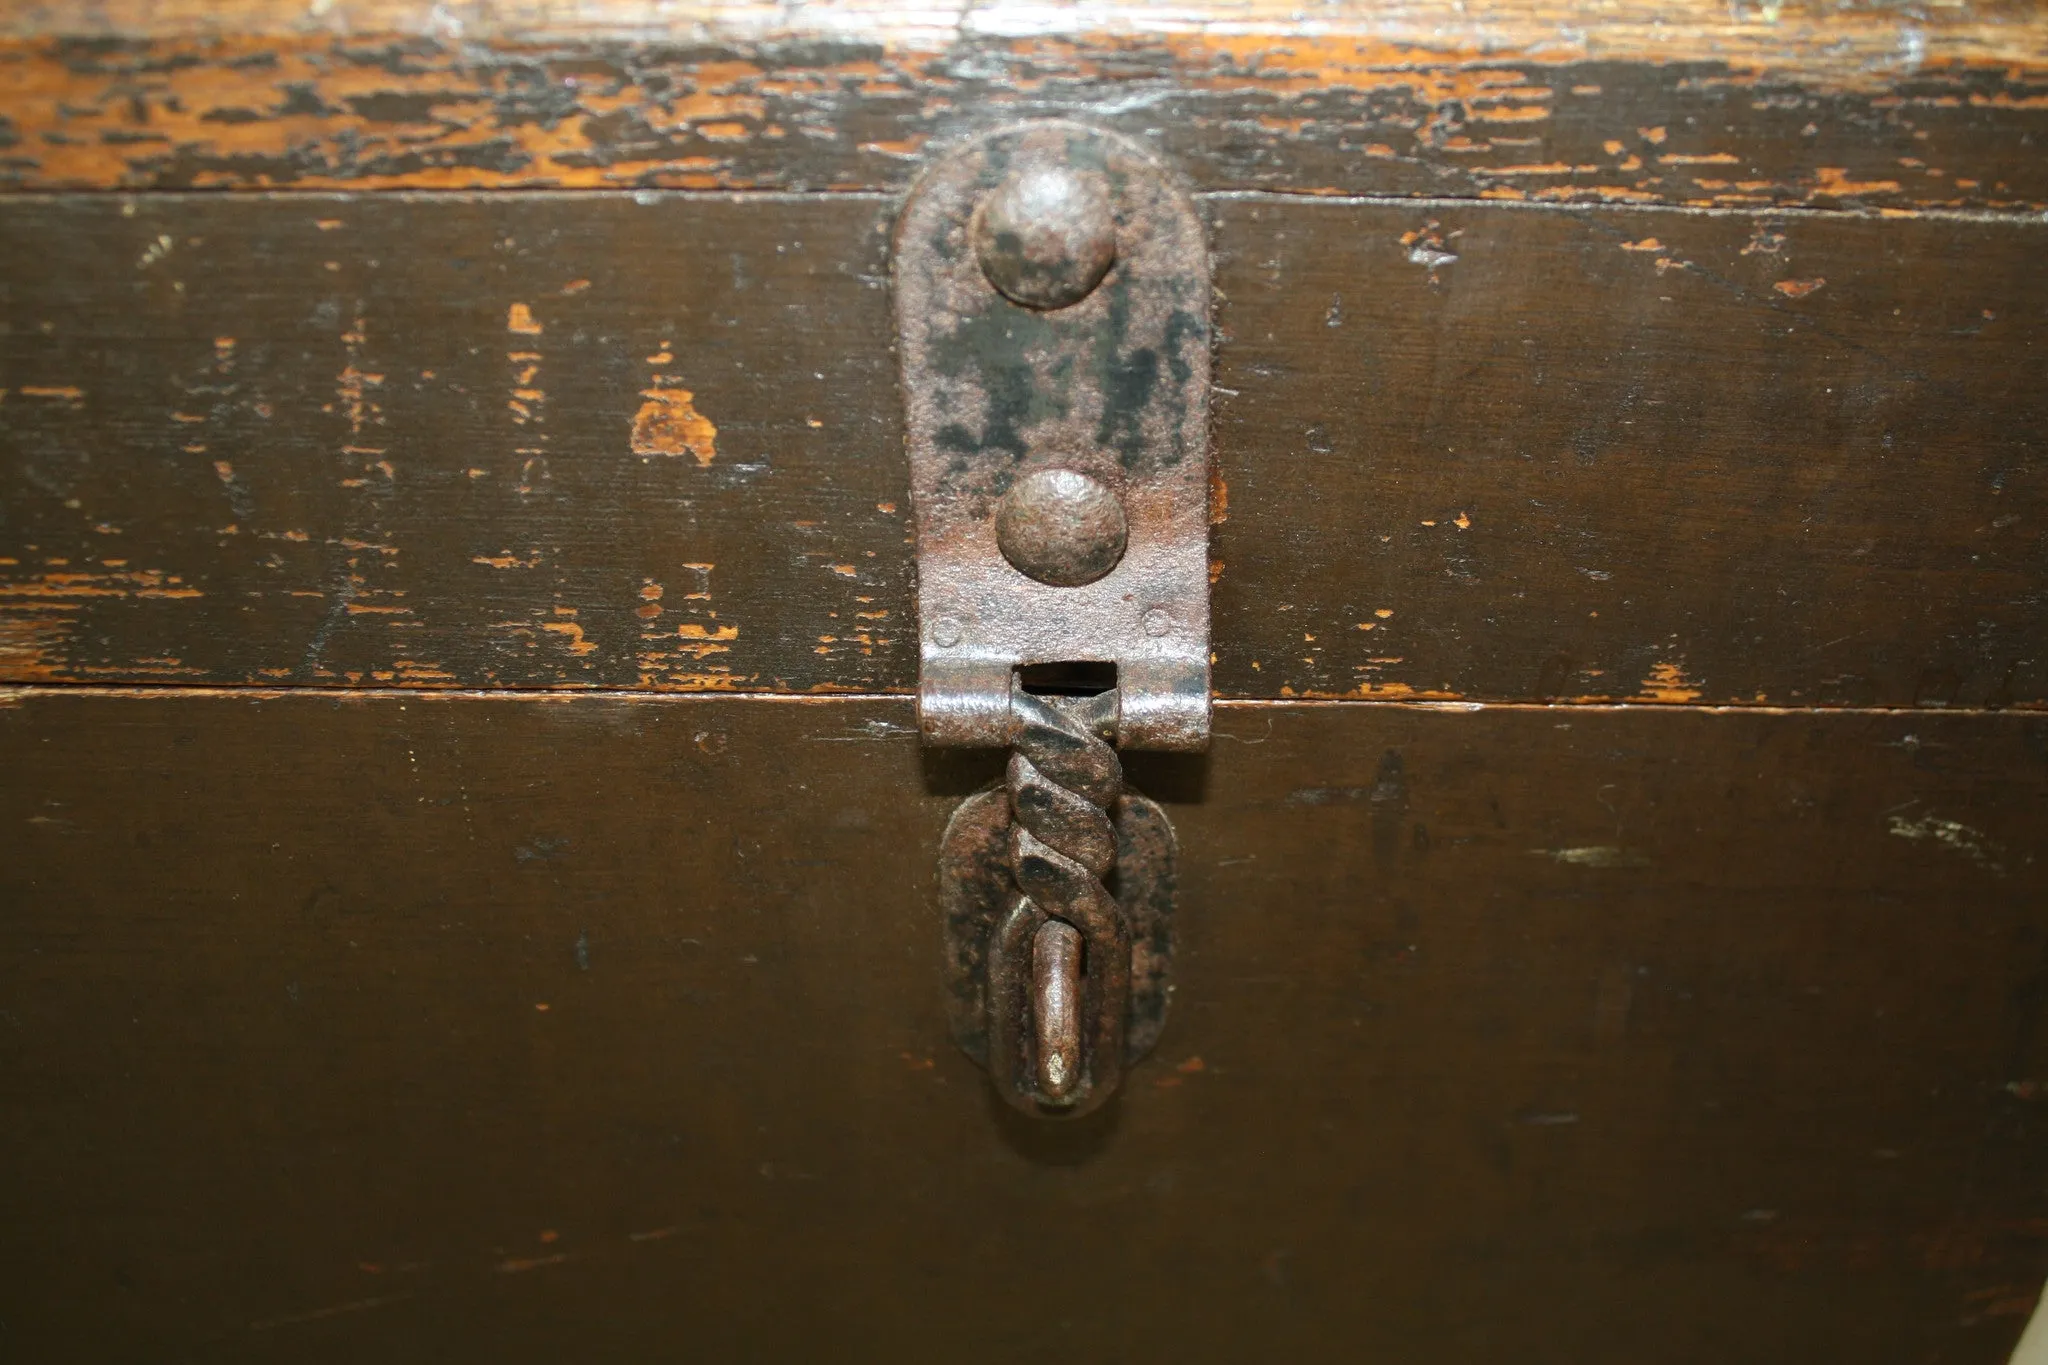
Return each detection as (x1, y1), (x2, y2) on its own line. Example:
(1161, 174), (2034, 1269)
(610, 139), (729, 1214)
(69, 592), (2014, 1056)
(986, 682), (1129, 1111)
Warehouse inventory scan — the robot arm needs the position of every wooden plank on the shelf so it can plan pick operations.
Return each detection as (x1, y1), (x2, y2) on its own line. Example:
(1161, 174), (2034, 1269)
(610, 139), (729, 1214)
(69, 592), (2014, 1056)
(2, 192), (2042, 705)
(0, 191), (909, 693)
(1, 1), (2047, 209)
(0, 688), (2042, 1360)
(1207, 194), (2048, 708)
(19, 0), (2048, 46)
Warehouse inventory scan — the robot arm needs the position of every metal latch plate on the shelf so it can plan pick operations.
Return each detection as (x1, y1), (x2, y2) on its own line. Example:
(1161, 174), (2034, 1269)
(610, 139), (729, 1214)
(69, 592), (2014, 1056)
(894, 121), (1213, 751)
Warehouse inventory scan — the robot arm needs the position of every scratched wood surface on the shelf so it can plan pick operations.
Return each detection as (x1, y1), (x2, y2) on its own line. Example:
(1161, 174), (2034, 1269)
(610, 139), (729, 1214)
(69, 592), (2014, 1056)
(0, 691), (2042, 1362)
(1, 192), (2041, 705)
(3, 1), (2048, 211)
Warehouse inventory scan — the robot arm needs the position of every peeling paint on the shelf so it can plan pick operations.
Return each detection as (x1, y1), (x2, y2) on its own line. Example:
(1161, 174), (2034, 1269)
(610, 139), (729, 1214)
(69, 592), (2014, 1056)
(541, 621), (598, 655)
(673, 622), (739, 659)
(1637, 659), (1703, 703)
(0, 613), (74, 681)
(472, 550), (543, 569)
(0, 567), (204, 601)
(631, 387), (718, 465)
(2, 15), (2035, 211)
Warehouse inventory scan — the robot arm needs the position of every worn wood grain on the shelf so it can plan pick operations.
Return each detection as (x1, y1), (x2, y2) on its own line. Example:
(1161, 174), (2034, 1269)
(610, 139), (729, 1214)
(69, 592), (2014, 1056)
(18, 0), (2048, 46)
(2, 192), (2041, 705)
(2, 1), (2047, 209)
(1208, 194), (2048, 708)
(0, 689), (2042, 1361)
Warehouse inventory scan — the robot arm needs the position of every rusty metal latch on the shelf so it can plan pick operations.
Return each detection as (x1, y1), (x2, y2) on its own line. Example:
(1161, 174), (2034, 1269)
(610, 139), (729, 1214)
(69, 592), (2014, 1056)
(894, 122), (1212, 1117)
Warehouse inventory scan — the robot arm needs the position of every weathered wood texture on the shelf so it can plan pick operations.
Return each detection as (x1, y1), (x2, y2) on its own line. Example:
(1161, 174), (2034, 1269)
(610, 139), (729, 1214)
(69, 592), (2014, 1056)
(0, 690), (2042, 1361)
(2, 193), (2041, 705)
(2, 1), (2047, 210)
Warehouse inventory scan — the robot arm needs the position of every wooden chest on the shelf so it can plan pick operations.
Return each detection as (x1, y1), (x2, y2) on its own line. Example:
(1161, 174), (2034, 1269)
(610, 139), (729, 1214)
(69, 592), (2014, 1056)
(2, 2), (2045, 1359)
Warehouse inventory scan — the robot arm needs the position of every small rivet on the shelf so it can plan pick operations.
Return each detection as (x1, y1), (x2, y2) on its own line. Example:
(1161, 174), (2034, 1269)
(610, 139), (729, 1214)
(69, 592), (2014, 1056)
(931, 615), (963, 648)
(971, 165), (1116, 311)
(996, 469), (1128, 587)
(1142, 607), (1172, 637)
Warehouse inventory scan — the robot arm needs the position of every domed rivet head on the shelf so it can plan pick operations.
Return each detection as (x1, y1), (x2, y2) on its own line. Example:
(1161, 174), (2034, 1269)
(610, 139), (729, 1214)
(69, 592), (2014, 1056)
(930, 615), (963, 649)
(1142, 607), (1172, 637)
(996, 468), (1128, 587)
(971, 165), (1116, 311)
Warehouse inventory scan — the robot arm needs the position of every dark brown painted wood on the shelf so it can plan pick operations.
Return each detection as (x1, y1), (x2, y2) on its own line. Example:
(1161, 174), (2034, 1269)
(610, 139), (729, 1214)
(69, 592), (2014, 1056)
(1207, 195), (2048, 709)
(0, 191), (908, 693)
(3, 193), (2042, 705)
(0, 689), (2042, 1362)
(2, 5), (2047, 213)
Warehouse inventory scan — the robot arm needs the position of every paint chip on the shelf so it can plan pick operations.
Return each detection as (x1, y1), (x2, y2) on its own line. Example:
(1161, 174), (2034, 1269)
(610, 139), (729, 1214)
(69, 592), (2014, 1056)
(632, 388), (719, 466)
(1532, 847), (1651, 869)
(1638, 659), (1702, 703)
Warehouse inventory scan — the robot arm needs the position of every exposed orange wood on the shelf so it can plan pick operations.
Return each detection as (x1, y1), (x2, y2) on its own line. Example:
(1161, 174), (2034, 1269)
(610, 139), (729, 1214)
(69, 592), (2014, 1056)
(0, 2), (2043, 204)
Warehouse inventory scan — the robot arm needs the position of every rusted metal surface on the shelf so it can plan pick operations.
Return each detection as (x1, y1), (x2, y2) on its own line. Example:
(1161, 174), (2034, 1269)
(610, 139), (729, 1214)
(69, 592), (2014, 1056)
(904, 121), (1206, 1115)
(995, 468), (1128, 588)
(938, 683), (1178, 1117)
(1030, 918), (1083, 1099)
(896, 120), (1213, 752)
(970, 164), (1118, 312)
(991, 686), (1128, 1116)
